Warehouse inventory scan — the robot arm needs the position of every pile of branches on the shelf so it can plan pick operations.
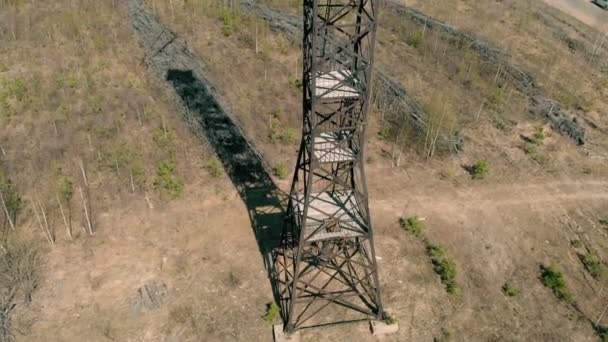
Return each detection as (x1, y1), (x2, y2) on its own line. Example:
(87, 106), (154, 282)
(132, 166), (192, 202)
(386, 0), (587, 145)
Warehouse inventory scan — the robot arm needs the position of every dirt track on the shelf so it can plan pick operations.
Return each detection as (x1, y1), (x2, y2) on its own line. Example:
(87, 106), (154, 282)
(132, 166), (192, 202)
(543, 0), (608, 30)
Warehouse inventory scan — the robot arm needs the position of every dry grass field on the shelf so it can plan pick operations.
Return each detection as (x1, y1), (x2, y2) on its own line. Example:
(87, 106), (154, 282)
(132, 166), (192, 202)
(1, 0), (608, 341)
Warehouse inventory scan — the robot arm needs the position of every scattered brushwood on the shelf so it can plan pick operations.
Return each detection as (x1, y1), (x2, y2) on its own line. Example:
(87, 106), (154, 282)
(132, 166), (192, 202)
(385, 0), (587, 145)
(0, 237), (42, 342)
(126, 0), (278, 193)
(237, 0), (462, 155)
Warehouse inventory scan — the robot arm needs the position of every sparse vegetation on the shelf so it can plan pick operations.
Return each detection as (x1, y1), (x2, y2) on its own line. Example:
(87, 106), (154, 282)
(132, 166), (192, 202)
(155, 160), (184, 199)
(263, 302), (280, 323)
(469, 160), (489, 180)
(502, 282), (519, 297)
(532, 126), (545, 145)
(206, 158), (224, 178)
(427, 244), (460, 297)
(540, 265), (571, 303)
(581, 254), (606, 279)
(399, 216), (424, 237)
(272, 162), (288, 180)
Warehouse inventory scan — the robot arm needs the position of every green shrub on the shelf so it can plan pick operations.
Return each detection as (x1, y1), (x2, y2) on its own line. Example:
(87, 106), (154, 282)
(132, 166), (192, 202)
(58, 175), (73, 204)
(155, 160), (184, 199)
(469, 160), (489, 179)
(594, 324), (608, 342)
(220, 9), (240, 36)
(272, 162), (288, 180)
(377, 127), (392, 140)
(540, 265), (571, 302)
(405, 29), (424, 49)
(532, 126), (545, 145)
(89, 95), (102, 113)
(427, 244), (460, 296)
(523, 142), (536, 155)
(581, 254), (606, 279)
(502, 282), (519, 297)
(206, 158), (223, 178)
(600, 217), (608, 227)
(399, 216), (424, 237)
(281, 128), (297, 145)
(263, 302), (280, 323)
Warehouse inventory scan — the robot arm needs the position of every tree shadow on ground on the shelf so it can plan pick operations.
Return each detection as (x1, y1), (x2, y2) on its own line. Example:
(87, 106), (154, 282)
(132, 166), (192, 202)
(166, 69), (285, 303)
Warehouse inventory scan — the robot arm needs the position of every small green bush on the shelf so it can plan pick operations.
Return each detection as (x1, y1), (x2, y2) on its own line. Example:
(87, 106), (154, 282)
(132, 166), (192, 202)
(540, 265), (571, 302)
(532, 126), (545, 145)
(263, 302), (280, 323)
(470, 160), (489, 179)
(220, 9), (239, 36)
(155, 160), (184, 199)
(427, 244), (460, 296)
(581, 254), (606, 279)
(281, 128), (297, 145)
(206, 158), (223, 178)
(405, 29), (424, 49)
(58, 175), (73, 204)
(523, 142), (537, 155)
(502, 282), (519, 297)
(600, 217), (608, 227)
(272, 162), (288, 180)
(399, 216), (424, 237)
(594, 324), (608, 342)
(89, 95), (102, 113)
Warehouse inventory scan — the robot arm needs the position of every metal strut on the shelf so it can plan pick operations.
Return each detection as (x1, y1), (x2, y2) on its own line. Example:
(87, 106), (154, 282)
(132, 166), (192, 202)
(276, 0), (383, 333)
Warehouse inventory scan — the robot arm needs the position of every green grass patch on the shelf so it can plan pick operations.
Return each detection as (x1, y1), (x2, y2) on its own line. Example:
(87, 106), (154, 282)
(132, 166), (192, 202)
(540, 265), (571, 302)
(581, 254), (606, 279)
(399, 216), (424, 237)
(272, 162), (288, 180)
(427, 244), (460, 296)
(205, 158), (223, 178)
(155, 160), (184, 199)
(502, 282), (519, 297)
(263, 302), (280, 323)
(469, 160), (489, 180)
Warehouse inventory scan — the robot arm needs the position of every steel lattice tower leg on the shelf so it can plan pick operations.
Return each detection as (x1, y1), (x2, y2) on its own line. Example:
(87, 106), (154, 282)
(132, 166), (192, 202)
(276, 0), (383, 333)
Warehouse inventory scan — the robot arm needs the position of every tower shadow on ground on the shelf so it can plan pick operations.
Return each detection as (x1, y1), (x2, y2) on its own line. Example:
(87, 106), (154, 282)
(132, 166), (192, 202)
(166, 69), (286, 306)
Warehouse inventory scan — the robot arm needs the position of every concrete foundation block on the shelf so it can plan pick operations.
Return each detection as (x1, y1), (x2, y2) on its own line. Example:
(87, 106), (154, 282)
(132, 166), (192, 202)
(370, 320), (399, 336)
(273, 325), (301, 342)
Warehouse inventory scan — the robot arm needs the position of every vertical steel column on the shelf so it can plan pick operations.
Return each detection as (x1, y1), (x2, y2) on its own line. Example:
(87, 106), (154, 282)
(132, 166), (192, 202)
(278, 0), (383, 333)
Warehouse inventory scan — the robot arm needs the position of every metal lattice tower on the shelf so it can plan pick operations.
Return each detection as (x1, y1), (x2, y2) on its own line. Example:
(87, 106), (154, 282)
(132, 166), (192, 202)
(276, 0), (383, 332)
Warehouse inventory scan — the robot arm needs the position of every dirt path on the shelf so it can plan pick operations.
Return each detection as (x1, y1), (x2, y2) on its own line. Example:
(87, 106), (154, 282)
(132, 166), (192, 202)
(543, 0), (608, 31)
(375, 179), (608, 209)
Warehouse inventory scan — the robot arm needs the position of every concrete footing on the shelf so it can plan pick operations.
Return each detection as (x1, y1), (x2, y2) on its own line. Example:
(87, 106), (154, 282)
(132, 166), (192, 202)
(273, 325), (301, 342)
(370, 320), (399, 336)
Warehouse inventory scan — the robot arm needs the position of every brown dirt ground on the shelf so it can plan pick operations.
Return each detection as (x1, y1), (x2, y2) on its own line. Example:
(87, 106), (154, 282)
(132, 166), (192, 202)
(3, 1), (608, 341)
